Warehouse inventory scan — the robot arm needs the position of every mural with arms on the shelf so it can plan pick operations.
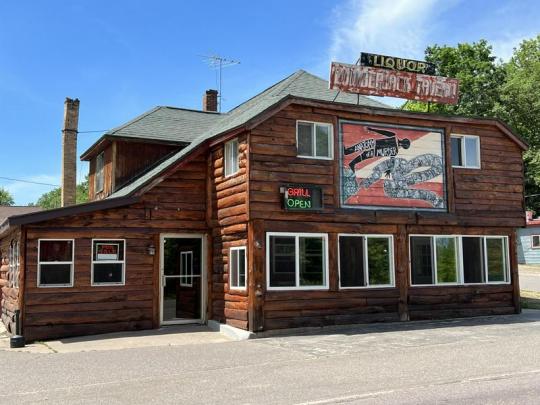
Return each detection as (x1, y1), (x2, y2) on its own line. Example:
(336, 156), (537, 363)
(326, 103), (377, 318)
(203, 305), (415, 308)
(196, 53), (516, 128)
(340, 121), (446, 211)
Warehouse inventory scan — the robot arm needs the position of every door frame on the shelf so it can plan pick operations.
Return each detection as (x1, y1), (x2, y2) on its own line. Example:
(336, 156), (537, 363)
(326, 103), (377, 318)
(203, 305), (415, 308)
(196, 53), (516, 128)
(159, 233), (207, 325)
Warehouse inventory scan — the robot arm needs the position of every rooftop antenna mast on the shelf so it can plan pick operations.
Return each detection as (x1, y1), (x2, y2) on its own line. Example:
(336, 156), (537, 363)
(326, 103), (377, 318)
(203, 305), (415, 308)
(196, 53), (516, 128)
(201, 54), (240, 112)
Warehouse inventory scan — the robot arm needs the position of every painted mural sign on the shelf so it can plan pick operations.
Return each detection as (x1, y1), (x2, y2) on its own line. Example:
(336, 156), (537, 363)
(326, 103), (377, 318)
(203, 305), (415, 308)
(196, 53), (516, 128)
(340, 121), (446, 211)
(359, 52), (437, 75)
(329, 62), (459, 105)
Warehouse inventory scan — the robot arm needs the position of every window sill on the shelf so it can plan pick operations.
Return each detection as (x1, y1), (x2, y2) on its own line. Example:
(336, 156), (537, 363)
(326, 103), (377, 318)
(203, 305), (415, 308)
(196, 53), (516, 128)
(410, 282), (511, 288)
(266, 286), (329, 291)
(452, 165), (481, 170)
(37, 284), (74, 288)
(339, 285), (396, 290)
(296, 155), (334, 161)
(91, 282), (126, 287)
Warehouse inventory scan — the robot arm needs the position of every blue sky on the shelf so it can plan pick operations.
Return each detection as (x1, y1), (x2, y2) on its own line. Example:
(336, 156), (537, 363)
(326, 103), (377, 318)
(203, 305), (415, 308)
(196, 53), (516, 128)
(1, 0), (539, 205)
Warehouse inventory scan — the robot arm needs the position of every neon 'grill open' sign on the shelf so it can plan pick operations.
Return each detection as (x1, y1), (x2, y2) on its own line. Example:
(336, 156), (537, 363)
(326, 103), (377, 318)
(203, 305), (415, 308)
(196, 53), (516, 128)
(282, 185), (323, 211)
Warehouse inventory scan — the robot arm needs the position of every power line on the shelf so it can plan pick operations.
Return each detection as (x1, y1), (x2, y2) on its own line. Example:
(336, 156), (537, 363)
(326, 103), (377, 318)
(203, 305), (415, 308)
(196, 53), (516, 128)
(78, 129), (108, 134)
(0, 176), (59, 187)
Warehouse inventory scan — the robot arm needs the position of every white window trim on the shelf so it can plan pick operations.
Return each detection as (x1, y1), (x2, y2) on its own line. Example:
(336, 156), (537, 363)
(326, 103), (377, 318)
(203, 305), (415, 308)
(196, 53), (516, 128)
(266, 232), (329, 291)
(451, 134), (481, 169)
(180, 251), (193, 287)
(91, 239), (126, 286)
(224, 138), (240, 177)
(95, 151), (105, 193)
(409, 234), (511, 287)
(13, 240), (19, 288)
(37, 239), (75, 288)
(296, 120), (334, 160)
(229, 246), (247, 291)
(531, 235), (540, 249)
(338, 234), (395, 289)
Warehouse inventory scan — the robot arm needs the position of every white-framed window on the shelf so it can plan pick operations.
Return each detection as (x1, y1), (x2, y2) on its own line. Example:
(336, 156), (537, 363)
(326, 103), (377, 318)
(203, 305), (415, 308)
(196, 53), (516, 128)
(95, 151), (105, 193)
(229, 246), (247, 290)
(451, 134), (480, 169)
(296, 121), (333, 159)
(180, 251), (193, 287)
(532, 235), (540, 249)
(410, 235), (510, 286)
(91, 239), (125, 285)
(338, 234), (395, 289)
(224, 138), (239, 177)
(38, 239), (74, 287)
(266, 232), (328, 290)
(8, 240), (19, 288)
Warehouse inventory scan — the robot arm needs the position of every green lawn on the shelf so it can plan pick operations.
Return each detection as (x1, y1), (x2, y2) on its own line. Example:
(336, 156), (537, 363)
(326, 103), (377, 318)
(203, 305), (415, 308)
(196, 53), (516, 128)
(521, 290), (540, 310)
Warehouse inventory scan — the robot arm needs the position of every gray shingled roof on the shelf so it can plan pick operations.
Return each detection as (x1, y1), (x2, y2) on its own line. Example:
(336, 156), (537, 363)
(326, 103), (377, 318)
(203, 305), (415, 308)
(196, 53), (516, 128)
(108, 70), (390, 198)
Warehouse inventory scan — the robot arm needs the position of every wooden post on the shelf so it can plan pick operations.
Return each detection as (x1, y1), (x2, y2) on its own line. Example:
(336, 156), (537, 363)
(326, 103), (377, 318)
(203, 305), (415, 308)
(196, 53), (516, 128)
(510, 229), (521, 314)
(248, 219), (264, 332)
(329, 233), (339, 291)
(152, 234), (160, 328)
(396, 225), (409, 321)
(18, 226), (27, 336)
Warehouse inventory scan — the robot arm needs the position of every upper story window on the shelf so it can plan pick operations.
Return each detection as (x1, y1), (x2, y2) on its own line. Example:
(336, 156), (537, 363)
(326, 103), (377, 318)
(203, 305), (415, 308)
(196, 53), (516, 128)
(38, 239), (74, 287)
(95, 152), (105, 193)
(297, 121), (333, 159)
(224, 138), (239, 177)
(451, 134), (480, 169)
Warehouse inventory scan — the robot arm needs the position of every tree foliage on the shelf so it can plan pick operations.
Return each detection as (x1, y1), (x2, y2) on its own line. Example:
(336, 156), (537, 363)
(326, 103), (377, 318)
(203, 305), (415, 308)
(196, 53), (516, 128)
(402, 36), (540, 212)
(0, 187), (15, 206)
(34, 177), (89, 209)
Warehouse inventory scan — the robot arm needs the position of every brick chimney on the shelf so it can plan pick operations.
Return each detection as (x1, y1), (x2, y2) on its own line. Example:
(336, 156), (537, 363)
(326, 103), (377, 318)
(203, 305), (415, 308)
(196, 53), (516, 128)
(61, 98), (80, 207)
(203, 89), (218, 112)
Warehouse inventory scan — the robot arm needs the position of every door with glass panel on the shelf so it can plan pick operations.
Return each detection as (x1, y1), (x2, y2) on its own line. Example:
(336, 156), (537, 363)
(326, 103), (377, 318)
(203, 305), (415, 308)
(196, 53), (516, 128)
(161, 236), (204, 324)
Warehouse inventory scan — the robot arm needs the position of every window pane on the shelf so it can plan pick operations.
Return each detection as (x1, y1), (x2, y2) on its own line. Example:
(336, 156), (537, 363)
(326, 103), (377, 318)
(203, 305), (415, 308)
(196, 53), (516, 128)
(368, 237), (391, 285)
(231, 140), (239, 173)
(93, 263), (123, 284)
(230, 249), (238, 287)
(315, 125), (330, 157)
(451, 137), (463, 166)
(435, 237), (457, 283)
(238, 249), (246, 287)
(463, 237), (485, 283)
(533, 235), (540, 248)
(269, 236), (296, 287)
(339, 236), (365, 287)
(465, 137), (480, 167)
(40, 264), (71, 285)
(411, 237), (433, 285)
(299, 237), (324, 286)
(297, 123), (313, 156)
(487, 238), (506, 282)
(39, 240), (73, 262)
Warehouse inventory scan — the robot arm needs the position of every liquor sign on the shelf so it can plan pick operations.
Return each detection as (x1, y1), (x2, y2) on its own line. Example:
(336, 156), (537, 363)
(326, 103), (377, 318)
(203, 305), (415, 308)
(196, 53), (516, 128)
(329, 62), (459, 105)
(360, 52), (437, 75)
(282, 185), (323, 211)
(96, 243), (120, 261)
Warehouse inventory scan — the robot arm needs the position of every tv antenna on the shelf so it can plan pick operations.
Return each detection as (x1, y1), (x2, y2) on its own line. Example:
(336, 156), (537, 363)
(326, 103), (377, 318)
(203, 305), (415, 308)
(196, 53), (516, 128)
(201, 54), (240, 112)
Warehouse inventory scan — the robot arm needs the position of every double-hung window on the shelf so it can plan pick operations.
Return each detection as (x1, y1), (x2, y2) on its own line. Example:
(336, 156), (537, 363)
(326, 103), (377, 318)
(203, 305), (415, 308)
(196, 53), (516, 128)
(267, 233), (328, 290)
(451, 134), (480, 169)
(339, 235), (394, 288)
(532, 235), (540, 249)
(229, 247), (247, 290)
(92, 239), (125, 285)
(296, 121), (333, 159)
(8, 240), (19, 288)
(95, 152), (105, 193)
(410, 235), (509, 286)
(224, 138), (239, 177)
(38, 239), (74, 287)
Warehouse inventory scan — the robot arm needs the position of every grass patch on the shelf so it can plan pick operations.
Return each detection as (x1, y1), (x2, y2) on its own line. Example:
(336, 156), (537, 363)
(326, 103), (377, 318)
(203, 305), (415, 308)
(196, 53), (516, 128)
(521, 290), (540, 310)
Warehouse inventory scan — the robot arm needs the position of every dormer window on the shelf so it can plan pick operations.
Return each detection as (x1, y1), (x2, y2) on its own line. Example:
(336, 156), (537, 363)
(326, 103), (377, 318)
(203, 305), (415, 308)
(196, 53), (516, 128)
(296, 121), (333, 159)
(95, 152), (104, 193)
(451, 134), (480, 169)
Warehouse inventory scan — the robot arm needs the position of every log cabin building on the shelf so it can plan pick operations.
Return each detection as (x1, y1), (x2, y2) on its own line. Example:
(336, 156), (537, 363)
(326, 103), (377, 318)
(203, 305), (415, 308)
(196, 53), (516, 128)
(0, 70), (527, 341)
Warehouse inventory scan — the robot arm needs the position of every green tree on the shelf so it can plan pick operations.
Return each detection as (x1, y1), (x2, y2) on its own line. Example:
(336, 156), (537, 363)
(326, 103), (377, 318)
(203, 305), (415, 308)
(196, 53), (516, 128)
(0, 187), (15, 206)
(402, 40), (506, 116)
(35, 177), (89, 209)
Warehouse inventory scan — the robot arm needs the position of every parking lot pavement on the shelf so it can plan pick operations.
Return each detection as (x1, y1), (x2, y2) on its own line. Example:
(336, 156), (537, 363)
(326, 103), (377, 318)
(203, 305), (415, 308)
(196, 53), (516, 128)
(0, 310), (539, 404)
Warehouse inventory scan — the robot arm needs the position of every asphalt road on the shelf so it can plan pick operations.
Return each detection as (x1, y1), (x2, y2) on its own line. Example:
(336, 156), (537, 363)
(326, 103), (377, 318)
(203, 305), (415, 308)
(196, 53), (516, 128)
(1, 311), (540, 404)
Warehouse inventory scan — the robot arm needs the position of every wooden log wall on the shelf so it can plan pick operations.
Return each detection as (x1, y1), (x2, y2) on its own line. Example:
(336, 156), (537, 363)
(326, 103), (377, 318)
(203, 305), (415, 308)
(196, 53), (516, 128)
(208, 134), (249, 330)
(0, 227), (21, 334)
(21, 153), (209, 341)
(247, 104), (523, 329)
(88, 142), (114, 200)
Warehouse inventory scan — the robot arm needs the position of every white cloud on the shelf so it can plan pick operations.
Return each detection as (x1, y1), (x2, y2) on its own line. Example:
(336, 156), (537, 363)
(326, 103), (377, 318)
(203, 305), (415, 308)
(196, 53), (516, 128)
(490, 33), (531, 61)
(329, 0), (443, 63)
